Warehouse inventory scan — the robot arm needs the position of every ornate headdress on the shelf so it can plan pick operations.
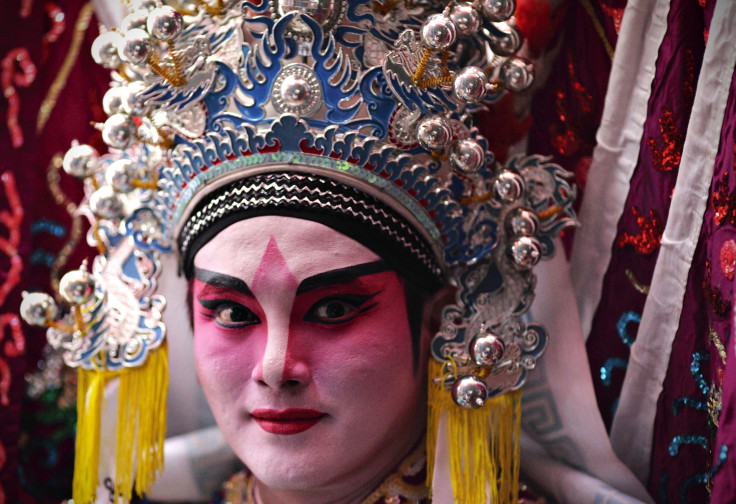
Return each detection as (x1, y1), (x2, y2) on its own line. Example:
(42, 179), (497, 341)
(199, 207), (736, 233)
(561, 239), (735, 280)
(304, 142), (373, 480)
(19, 0), (575, 502)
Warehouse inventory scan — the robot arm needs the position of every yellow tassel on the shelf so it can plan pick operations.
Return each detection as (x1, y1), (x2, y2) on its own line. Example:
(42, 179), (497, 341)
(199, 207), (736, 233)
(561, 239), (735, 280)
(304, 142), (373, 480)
(72, 343), (169, 503)
(426, 358), (521, 504)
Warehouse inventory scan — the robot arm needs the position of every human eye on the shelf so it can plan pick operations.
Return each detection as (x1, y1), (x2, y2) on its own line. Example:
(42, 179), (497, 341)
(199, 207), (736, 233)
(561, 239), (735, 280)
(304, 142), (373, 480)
(197, 299), (260, 329)
(303, 293), (378, 325)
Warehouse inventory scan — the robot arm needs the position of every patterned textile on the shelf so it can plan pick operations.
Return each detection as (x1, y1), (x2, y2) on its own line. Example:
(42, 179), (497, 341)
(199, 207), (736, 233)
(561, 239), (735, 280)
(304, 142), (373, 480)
(0, 1), (107, 501)
(528, 0), (736, 502)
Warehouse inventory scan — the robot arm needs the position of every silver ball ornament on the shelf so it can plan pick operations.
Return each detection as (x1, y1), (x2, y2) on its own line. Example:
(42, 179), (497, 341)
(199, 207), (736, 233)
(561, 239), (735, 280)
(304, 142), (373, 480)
(103, 87), (127, 115)
(470, 331), (505, 368)
(500, 57), (534, 92)
(449, 138), (485, 175)
(102, 114), (138, 150)
(278, 0), (339, 26)
(59, 269), (96, 305)
(119, 28), (151, 65)
(91, 31), (123, 69)
(449, 3), (481, 37)
(421, 14), (457, 50)
(147, 6), (184, 41)
(508, 235), (542, 270)
(453, 66), (489, 103)
(122, 9), (150, 31)
(416, 115), (452, 152)
(281, 74), (311, 107)
(130, 0), (160, 10)
(20, 292), (58, 327)
(481, 0), (516, 22)
(105, 159), (138, 193)
(452, 375), (488, 409)
(486, 24), (522, 56)
(493, 170), (525, 203)
(506, 206), (539, 236)
(62, 144), (99, 179)
(122, 82), (148, 116)
(89, 186), (125, 219)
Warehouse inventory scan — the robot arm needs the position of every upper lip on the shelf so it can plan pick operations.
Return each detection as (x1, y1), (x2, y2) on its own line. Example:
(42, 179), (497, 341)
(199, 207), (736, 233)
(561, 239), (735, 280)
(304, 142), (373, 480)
(250, 408), (325, 420)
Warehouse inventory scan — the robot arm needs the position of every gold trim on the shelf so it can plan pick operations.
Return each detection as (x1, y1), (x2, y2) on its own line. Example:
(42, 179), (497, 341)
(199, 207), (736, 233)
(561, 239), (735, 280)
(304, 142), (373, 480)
(36, 3), (95, 135)
(580, 0), (615, 61)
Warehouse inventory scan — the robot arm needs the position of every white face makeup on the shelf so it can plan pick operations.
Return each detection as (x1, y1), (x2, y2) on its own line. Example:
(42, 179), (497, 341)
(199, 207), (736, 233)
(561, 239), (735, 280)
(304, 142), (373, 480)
(191, 216), (429, 504)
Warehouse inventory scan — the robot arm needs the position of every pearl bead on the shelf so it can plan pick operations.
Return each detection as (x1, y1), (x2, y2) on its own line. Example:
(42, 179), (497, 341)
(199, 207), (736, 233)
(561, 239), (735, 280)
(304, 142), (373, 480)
(505, 206), (539, 236)
(500, 57), (534, 92)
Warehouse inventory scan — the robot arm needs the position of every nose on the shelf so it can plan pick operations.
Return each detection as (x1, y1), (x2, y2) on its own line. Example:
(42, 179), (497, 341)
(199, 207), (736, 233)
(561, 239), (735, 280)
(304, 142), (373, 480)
(252, 316), (311, 389)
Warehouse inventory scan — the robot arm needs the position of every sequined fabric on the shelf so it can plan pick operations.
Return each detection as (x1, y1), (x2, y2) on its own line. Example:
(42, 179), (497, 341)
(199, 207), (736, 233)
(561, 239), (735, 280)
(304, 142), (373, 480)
(0, 1), (107, 501)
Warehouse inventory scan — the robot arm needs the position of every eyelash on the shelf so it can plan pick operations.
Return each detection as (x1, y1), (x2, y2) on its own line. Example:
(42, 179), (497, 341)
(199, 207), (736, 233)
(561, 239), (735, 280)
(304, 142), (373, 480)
(303, 293), (378, 325)
(198, 299), (260, 329)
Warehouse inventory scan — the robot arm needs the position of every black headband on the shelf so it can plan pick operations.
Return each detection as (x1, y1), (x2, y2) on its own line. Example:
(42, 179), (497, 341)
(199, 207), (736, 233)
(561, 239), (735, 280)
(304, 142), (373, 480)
(178, 171), (444, 291)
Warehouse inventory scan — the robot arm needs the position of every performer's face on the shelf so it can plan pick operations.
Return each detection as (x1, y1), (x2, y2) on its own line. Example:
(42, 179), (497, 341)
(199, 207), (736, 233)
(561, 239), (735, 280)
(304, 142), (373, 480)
(192, 216), (429, 499)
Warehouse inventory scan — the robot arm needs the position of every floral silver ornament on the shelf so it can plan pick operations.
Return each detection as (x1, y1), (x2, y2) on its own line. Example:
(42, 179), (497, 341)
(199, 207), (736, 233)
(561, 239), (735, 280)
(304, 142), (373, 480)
(500, 57), (534, 92)
(59, 268), (96, 305)
(470, 331), (505, 368)
(506, 206), (539, 236)
(62, 143), (99, 179)
(452, 375), (488, 409)
(106, 159), (138, 193)
(122, 9), (150, 31)
(453, 66), (489, 103)
(416, 114), (452, 152)
(102, 114), (138, 150)
(20, 292), (58, 327)
(494, 170), (525, 203)
(421, 14), (457, 50)
(119, 28), (151, 65)
(147, 6), (184, 41)
(91, 31), (123, 69)
(449, 138), (485, 175)
(481, 0), (516, 22)
(90, 186), (126, 219)
(449, 3), (481, 38)
(508, 235), (542, 270)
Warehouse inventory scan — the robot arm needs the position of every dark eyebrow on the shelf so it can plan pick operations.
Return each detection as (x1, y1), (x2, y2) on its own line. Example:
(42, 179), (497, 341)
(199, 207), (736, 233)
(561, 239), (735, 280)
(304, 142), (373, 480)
(296, 260), (392, 295)
(193, 267), (254, 297)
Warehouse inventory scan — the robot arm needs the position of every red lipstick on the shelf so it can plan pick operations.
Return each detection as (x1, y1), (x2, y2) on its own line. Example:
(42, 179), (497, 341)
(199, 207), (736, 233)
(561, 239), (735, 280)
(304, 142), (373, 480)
(251, 409), (326, 435)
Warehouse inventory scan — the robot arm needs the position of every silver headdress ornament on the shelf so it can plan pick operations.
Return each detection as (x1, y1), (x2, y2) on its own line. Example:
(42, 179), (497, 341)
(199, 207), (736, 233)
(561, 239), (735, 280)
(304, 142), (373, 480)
(20, 0), (576, 502)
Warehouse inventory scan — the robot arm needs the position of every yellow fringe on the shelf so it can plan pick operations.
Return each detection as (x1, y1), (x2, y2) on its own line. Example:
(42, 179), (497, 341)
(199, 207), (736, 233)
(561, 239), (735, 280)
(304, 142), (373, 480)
(73, 343), (169, 503)
(426, 358), (521, 504)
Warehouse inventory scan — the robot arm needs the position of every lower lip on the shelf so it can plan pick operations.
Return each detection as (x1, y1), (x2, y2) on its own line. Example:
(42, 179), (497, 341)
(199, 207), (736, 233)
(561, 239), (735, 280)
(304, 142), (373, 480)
(253, 417), (324, 435)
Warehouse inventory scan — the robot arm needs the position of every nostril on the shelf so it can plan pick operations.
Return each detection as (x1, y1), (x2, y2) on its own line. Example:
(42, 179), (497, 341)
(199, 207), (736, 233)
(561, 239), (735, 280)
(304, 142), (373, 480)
(284, 379), (302, 388)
